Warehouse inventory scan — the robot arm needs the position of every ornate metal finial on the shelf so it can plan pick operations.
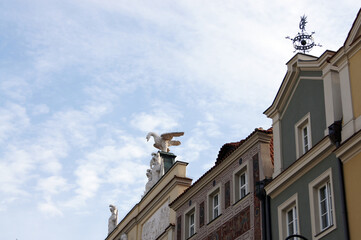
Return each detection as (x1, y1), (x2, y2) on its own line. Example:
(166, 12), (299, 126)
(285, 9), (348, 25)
(286, 15), (322, 53)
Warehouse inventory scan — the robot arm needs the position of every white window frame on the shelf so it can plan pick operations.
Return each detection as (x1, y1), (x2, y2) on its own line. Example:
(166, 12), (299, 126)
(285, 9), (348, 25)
(318, 182), (333, 231)
(309, 168), (336, 239)
(207, 183), (222, 223)
(295, 113), (312, 158)
(287, 206), (298, 237)
(277, 193), (300, 240)
(213, 194), (219, 219)
(232, 160), (250, 204)
(239, 171), (248, 199)
(184, 204), (196, 239)
(189, 212), (195, 237)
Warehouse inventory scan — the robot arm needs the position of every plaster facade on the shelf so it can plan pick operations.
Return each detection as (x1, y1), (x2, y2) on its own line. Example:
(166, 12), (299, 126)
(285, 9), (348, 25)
(106, 161), (192, 240)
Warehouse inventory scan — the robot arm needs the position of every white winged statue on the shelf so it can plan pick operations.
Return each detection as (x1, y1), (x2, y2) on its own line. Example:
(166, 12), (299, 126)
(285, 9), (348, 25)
(146, 132), (184, 152)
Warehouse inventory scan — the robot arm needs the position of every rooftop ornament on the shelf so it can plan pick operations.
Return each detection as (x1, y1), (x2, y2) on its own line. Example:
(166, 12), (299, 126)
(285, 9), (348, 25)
(286, 15), (322, 53)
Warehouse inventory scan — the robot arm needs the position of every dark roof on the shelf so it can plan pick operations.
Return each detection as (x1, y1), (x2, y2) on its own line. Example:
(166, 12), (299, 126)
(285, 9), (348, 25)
(215, 140), (245, 165)
(170, 127), (272, 207)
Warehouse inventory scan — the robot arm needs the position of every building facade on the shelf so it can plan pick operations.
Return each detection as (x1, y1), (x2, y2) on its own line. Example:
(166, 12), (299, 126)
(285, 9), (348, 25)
(106, 159), (192, 240)
(170, 128), (273, 240)
(263, 9), (361, 239)
(332, 9), (361, 240)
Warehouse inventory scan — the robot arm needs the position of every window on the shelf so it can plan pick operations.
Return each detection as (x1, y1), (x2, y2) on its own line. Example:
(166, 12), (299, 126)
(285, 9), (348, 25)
(189, 212), (195, 236)
(278, 194), (299, 240)
(309, 168), (336, 239)
(302, 125), (309, 153)
(319, 182), (333, 231)
(287, 206), (298, 237)
(295, 113), (312, 158)
(239, 171), (248, 199)
(184, 206), (196, 239)
(207, 184), (221, 222)
(213, 194), (219, 218)
(233, 161), (249, 203)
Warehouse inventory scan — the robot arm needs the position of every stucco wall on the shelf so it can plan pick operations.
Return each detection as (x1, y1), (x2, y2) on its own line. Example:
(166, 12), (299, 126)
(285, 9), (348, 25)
(270, 154), (345, 240)
(280, 77), (326, 169)
(349, 48), (361, 118)
(343, 151), (361, 240)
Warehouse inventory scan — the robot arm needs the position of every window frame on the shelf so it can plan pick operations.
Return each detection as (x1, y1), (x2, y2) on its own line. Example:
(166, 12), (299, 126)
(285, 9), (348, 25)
(212, 193), (219, 218)
(207, 183), (222, 223)
(239, 170), (248, 199)
(318, 181), (333, 231)
(232, 160), (250, 204)
(184, 204), (197, 239)
(286, 206), (298, 237)
(309, 168), (336, 239)
(295, 113), (312, 158)
(277, 193), (300, 240)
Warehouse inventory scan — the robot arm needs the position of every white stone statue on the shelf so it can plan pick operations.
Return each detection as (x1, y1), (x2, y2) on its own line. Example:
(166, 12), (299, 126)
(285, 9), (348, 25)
(120, 233), (127, 240)
(143, 152), (164, 196)
(146, 132), (184, 152)
(144, 169), (153, 194)
(150, 152), (162, 182)
(108, 204), (118, 234)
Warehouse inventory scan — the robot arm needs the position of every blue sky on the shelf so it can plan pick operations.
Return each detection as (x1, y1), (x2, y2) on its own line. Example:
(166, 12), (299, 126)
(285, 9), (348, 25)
(0, 1), (359, 239)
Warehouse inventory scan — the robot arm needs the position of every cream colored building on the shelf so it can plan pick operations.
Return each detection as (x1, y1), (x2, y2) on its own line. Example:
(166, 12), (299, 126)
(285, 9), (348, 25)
(333, 8), (361, 240)
(106, 160), (192, 240)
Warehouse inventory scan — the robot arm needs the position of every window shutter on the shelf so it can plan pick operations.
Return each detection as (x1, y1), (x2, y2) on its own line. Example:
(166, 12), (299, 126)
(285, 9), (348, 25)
(199, 202), (205, 227)
(177, 215), (181, 240)
(225, 181), (231, 208)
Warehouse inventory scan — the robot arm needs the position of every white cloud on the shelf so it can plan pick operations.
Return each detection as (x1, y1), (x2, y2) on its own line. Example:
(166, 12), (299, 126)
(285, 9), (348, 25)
(0, 146), (34, 195)
(0, 103), (29, 143)
(38, 199), (63, 217)
(32, 104), (50, 115)
(36, 176), (69, 196)
(130, 109), (181, 133)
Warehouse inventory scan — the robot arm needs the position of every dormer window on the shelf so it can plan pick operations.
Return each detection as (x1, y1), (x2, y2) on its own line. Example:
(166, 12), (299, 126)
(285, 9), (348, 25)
(302, 125), (309, 153)
(295, 113), (312, 158)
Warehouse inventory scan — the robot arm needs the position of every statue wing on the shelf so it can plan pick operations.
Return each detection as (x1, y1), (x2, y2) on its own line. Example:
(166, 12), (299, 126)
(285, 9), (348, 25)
(169, 140), (181, 146)
(161, 132), (184, 140)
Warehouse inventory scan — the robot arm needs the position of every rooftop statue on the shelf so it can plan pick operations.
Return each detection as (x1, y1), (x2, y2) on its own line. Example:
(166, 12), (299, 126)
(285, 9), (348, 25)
(120, 233), (127, 240)
(108, 204), (118, 234)
(146, 132), (184, 152)
(143, 152), (162, 196)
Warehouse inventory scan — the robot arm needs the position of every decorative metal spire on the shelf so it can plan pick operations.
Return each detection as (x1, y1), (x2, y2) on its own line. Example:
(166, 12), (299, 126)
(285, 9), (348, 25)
(286, 15), (322, 53)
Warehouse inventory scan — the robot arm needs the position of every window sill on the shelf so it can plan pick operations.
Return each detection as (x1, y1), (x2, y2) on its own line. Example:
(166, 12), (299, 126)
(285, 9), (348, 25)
(314, 224), (336, 239)
(186, 232), (197, 240)
(207, 214), (222, 226)
(233, 192), (250, 206)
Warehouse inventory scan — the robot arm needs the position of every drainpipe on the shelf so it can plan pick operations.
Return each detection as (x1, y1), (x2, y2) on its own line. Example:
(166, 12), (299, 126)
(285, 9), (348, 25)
(329, 120), (349, 240)
(256, 179), (272, 240)
(337, 158), (350, 240)
(266, 194), (272, 240)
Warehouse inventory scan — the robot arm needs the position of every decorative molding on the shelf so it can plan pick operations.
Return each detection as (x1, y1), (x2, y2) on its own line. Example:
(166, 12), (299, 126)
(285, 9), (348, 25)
(335, 129), (361, 164)
(265, 137), (335, 198)
(277, 193), (300, 240)
(170, 131), (272, 210)
(308, 168), (337, 240)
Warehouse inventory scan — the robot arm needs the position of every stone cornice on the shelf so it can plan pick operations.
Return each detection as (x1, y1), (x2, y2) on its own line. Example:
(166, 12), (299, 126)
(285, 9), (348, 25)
(264, 53), (330, 119)
(335, 129), (361, 164)
(106, 161), (192, 240)
(265, 137), (335, 198)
